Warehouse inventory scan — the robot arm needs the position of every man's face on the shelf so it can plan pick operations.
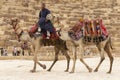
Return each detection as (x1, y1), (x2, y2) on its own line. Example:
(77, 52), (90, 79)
(41, 4), (45, 9)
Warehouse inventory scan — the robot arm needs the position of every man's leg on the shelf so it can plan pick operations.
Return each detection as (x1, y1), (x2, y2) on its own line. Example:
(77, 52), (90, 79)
(38, 18), (48, 39)
(49, 29), (59, 39)
(46, 21), (58, 39)
(41, 29), (47, 39)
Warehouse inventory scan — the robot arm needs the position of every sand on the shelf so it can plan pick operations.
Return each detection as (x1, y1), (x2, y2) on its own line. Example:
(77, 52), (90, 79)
(0, 57), (120, 80)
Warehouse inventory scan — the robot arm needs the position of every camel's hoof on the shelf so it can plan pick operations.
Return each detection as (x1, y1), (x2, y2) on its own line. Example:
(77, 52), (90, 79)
(94, 69), (98, 72)
(107, 71), (111, 74)
(64, 70), (68, 72)
(30, 70), (36, 73)
(69, 71), (74, 73)
(42, 64), (46, 69)
(89, 68), (92, 73)
(47, 69), (51, 72)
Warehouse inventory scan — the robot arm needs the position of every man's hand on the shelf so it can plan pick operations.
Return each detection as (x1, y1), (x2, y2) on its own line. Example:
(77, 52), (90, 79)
(45, 19), (48, 22)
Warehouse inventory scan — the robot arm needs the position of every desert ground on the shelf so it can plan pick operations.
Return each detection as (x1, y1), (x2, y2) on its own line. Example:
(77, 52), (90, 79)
(0, 57), (119, 80)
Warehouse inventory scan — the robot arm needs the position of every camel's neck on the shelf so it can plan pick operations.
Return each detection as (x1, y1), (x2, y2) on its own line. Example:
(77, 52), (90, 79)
(60, 28), (84, 41)
(12, 23), (24, 42)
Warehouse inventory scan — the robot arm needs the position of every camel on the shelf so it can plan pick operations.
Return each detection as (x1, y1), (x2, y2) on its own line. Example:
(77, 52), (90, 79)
(59, 22), (114, 74)
(50, 15), (113, 74)
(9, 18), (70, 72)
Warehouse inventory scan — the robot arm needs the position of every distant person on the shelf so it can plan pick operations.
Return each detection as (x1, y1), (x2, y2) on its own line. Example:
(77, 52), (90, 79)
(3, 49), (8, 56)
(17, 50), (21, 56)
(0, 48), (4, 56)
(13, 47), (17, 56)
(21, 42), (28, 56)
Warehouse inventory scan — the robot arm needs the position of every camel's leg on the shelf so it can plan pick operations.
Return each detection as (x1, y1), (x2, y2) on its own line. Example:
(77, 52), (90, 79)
(31, 54), (46, 73)
(79, 45), (92, 72)
(79, 54), (92, 72)
(64, 50), (70, 72)
(94, 44), (105, 72)
(31, 39), (46, 73)
(47, 49), (59, 71)
(30, 43), (36, 72)
(30, 53), (37, 72)
(37, 61), (46, 69)
(70, 46), (77, 73)
(35, 45), (46, 70)
(104, 43), (114, 74)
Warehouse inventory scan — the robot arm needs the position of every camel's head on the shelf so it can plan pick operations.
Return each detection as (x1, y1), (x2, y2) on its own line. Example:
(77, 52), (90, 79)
(10, 18), (19, 29)
(53, 16), (60, 24)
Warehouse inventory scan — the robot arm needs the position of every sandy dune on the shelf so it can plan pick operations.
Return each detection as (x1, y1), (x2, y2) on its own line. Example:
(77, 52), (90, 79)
(0, 57), (120, 80)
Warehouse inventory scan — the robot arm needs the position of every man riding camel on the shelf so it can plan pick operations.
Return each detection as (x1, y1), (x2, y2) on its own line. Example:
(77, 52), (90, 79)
(38, 3), (58, 39)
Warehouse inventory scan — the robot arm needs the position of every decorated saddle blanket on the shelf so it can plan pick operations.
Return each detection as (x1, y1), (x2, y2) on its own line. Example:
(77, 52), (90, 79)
(29, 24), (38, 33)
(68, 29), (108, 43)
(68, 21), (83, 41)
(83, 19), (108, 37)
(68, 30), (83, 41)
(83, 35), (108, 43)
(68, 19), (108, 42)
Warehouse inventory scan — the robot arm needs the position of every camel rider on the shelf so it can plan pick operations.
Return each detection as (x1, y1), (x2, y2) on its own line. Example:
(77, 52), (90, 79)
(38, 3), (56, 39)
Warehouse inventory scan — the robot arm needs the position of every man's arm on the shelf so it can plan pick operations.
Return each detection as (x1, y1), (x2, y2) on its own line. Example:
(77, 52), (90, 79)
(45, 9), (51, 22)
(47, 9), (50, 15)
(39, 11), (41, 19)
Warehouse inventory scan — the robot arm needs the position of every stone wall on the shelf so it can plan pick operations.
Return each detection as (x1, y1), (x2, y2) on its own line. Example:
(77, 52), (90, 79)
(0, 0), (120, 54)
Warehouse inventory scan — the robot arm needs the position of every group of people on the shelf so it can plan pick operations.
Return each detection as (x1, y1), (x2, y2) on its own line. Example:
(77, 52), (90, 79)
(0, 47), (21, 56)
(0, 47), (30, 56)
(0, 48), (8, 56)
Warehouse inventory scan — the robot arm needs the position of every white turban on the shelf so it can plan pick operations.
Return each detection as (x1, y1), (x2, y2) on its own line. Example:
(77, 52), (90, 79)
(46, 14), (53, 21)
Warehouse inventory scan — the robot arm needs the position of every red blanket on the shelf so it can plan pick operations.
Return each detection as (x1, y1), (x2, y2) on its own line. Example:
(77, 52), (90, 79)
(29, 24), (38, 33)
(100, 19), (108, 36)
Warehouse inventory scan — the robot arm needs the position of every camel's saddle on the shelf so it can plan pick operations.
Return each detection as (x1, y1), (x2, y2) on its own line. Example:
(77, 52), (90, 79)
(28, 23), (61, 40)
(68, 19), (108, 43)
